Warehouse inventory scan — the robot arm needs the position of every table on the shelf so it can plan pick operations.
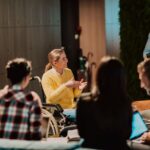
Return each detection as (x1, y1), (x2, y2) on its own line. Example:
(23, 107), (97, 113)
(0, 137), (83, 150)
(63, 109), (76, 122)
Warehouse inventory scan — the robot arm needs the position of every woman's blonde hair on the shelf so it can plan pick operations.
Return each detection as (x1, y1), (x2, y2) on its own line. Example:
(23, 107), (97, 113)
(45, 49), (65, 72)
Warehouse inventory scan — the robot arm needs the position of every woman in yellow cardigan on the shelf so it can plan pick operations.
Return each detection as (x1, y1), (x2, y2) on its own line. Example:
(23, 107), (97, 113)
(42, 48), (87, 109)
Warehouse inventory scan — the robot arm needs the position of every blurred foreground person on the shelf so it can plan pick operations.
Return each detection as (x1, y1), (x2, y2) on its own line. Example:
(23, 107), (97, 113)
(0, 58), (42, 140)
(77, 56), (132, 150)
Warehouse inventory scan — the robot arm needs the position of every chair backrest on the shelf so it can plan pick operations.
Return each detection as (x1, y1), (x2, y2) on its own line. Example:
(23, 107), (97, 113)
(26, 76), (46, 103)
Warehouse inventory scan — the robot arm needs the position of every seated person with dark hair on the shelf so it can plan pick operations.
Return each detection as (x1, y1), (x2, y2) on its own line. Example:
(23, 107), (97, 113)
(0, 58), (42, 140)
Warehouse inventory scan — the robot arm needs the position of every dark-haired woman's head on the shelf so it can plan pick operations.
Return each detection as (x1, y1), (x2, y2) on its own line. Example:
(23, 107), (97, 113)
(6, 58), (32, 85)
(96, 56), (127, 103)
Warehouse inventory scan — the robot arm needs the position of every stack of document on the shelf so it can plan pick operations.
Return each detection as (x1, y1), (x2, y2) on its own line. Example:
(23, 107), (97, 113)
(67, 129), (80, 142)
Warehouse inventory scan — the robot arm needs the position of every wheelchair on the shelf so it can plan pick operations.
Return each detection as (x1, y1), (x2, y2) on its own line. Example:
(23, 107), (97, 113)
(26, 76), (77, 138)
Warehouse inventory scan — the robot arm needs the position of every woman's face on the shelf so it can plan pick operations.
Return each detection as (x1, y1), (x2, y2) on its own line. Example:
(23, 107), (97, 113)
(54, 52), (68, 70)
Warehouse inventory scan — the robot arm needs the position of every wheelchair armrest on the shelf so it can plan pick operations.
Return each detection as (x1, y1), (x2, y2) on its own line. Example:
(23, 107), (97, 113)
(42, 103), (64, 113)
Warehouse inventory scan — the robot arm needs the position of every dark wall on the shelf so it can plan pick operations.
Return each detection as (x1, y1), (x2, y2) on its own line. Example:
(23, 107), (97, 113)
(60, 0), (80, 79)
(0, 0), (61, 87)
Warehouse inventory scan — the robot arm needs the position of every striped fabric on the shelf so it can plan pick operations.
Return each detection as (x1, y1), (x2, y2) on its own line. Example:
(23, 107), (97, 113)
(0, 85), (42, 140)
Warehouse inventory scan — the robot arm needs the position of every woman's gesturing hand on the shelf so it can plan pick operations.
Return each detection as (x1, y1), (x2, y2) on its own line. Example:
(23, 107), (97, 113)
(78, 79), (87, 90)
(65, 79), (80, 88)
(65, 78), (87, 90)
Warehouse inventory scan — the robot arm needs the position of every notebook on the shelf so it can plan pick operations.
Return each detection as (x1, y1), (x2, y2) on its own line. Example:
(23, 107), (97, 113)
(67, 129), (80, 142)
(130, 111), (148, 140)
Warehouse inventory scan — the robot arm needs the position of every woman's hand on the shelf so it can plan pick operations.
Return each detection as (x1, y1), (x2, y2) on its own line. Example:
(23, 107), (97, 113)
(65, 78), (87, 90)
(65, 79), (80, 88)
(79, 79), (87, 90)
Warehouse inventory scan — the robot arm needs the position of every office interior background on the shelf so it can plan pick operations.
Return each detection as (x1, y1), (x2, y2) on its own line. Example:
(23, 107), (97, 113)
(0, 0), (150, 100)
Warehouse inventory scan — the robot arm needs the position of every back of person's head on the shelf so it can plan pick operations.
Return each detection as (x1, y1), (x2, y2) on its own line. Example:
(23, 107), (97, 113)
(96, 56), (127, 103)
(137, 58), (150, 81)
(45, 48), (65, 72)
(6, 58), (32, 85)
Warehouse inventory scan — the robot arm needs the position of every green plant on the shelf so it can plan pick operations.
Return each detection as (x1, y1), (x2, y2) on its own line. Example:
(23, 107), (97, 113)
(119, 0), (150, 99)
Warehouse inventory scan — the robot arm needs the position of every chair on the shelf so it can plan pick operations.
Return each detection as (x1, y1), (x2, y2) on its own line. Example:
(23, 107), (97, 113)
(26, 76), (46, 103)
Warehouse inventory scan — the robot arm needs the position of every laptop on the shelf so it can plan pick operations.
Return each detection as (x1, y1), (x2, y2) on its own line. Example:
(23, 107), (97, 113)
(130, 111), (148, 140)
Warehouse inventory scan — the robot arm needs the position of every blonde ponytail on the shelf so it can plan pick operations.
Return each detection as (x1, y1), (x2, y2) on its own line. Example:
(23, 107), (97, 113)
(45, 63), (52, 72)
(45, 49), (65, 72)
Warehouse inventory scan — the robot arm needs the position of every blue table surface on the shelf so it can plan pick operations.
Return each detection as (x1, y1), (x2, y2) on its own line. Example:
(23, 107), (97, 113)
(63, 109), (76, 121)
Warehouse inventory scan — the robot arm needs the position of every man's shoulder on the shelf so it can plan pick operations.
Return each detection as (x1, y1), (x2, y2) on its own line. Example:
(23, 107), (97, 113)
(0, 90), (36, 107)
(3, 90), (14, 99)
(0, 91), (13, 104)
(25, 92), (35, 102)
